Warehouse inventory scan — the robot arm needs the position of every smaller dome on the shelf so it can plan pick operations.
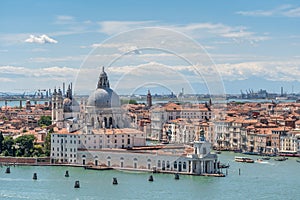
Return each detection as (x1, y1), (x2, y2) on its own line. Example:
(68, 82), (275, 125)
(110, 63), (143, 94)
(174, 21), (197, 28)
(63, 98), (80, 112)
(63, 98), (72, 106)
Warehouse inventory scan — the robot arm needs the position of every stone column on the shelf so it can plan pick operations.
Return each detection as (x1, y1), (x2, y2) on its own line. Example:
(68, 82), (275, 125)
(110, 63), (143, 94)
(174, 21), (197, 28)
(190, 161), (193, 173)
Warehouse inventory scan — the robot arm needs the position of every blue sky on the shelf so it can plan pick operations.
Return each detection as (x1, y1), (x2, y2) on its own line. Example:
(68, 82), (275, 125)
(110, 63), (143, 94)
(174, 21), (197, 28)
(1, 0), (300, 95)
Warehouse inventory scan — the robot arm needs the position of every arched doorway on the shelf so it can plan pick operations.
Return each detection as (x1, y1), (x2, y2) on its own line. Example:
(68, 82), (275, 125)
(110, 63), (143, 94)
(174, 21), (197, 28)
(107, 156), (111, 167)
(178, 161), (182, 172)
(82, 155), (86, 165)
(162, 160), (165, 170)
(120, 157), (124, 168)
(109, 117), (113, 128)
(147, 159), (151, 170)
(133, 158), (138, 169)
(94, 156), (98, 166)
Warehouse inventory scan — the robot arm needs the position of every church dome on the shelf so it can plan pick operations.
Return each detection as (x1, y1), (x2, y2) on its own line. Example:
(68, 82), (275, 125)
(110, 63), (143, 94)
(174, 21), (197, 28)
(86, 67), (120, 108)
(87, 88), (120, 108)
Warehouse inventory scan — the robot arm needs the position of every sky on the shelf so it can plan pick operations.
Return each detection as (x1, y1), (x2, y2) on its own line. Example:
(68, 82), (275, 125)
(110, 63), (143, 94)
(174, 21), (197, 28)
(1, 0), (300, 96)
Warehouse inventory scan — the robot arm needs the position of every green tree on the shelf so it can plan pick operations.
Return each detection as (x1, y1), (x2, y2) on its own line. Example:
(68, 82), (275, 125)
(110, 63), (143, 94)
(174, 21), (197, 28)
(43, 133), (51, 156)
(38, 116), (52, 127)
(120, 99), (138, 105)
(33, 144), (44, 157)
(2, 136), (15, 156)
(0, 131), (4, 153)
(15, 135), (35, 157)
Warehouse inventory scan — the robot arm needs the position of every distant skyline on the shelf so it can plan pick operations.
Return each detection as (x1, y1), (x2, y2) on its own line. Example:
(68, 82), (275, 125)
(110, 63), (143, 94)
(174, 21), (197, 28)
(1, 0), (300, 95)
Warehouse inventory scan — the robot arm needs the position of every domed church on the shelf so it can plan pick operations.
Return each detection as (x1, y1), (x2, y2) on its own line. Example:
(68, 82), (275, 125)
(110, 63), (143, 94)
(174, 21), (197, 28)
(52, 67), (129, 133)
(83, 67), (128, 134)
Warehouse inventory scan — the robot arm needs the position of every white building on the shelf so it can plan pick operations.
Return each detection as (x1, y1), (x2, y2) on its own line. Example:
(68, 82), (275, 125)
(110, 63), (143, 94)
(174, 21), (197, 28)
(77, 132), (218, 175)
(51, 128), (146, 164)
(280, 133), (300, 154)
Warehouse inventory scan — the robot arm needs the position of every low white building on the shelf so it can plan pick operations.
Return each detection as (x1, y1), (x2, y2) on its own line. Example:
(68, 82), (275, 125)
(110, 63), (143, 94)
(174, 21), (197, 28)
(51, 128), (146, 164)
(77, 135), (218, 175)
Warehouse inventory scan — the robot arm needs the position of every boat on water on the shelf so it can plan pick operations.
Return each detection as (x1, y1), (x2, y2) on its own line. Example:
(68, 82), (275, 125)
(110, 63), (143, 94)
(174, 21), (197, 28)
(296, 160), (300, 163)
(278, 152), (300, 157)
(217, 162), (230, 168)
(274, 157), (288, 161)
(242, 152), (260, 156)
(261, 157), (270, 160)
(215, 151), (221, 154)
(233, 149), (242, 153)
(235, 156), (255, 163)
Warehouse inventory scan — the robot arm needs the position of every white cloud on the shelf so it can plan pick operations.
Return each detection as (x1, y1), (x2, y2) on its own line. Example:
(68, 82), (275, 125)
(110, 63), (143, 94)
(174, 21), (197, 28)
(29, 55), (83, 63)
(56, 15), (74, 23)
(99, 21), (157, 35)
(236, 4), (300, 17)
(0, 65), (78, 78)
(98, 21), (269, 44)
(217, 60), (300, 82)
(25, 34), (58, 44)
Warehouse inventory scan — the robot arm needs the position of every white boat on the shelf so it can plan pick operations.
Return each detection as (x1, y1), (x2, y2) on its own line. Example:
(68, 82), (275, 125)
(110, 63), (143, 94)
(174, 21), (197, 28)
(235, 156), (254, 163)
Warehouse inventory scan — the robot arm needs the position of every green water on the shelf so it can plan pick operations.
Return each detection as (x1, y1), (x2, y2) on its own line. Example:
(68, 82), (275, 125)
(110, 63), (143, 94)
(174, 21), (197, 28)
(1, 152), (299, 200)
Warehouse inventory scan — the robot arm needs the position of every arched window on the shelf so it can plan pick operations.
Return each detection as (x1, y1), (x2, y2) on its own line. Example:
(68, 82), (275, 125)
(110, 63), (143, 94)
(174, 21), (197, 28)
(157, 160), (161, 168)
(166, 161), (170, 169)
(109, 117), (113, 127)
(174, 161), (177, 169)
(104, 117), (107, 128)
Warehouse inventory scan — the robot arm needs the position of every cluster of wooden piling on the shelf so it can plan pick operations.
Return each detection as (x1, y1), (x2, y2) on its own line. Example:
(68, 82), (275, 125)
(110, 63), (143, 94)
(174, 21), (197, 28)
(4, 167), (182, 189)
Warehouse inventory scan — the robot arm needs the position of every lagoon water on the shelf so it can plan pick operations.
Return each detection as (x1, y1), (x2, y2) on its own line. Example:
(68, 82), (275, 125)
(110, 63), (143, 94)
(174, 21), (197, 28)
(0, 152), (300, 200)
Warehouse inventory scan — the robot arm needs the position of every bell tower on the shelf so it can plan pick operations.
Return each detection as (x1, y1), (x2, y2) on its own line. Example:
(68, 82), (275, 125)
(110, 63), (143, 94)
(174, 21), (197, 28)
(147, 90), (152, 108)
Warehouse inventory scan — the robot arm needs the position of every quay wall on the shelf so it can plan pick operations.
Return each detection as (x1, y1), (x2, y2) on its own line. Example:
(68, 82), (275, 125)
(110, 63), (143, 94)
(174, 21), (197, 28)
(0, 156), (50, 164)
